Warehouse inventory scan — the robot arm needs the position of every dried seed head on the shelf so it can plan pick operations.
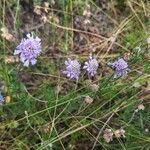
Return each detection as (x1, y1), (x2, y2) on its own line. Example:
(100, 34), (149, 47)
(114, 128), (125, 138)
(43, 2), (49, 13)
(41, 15), (47, 23)
(103, 128), (113, 143)
(34, 5), (42, 15)
(56, 85), (63, 94)
(84, 96), (93, 104)
(83, 10), (91, 17)
(90, 84), (99, 92)
(123, 52), (132, 61)
(5, 56), (19, 64)
(138, 104), (145, 110)
(1, 27), (16, 42)
(83, 19), (91, 25)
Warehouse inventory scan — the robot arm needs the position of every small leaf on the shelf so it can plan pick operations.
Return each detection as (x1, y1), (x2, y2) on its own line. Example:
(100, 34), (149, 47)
(1, 27), (16, 42)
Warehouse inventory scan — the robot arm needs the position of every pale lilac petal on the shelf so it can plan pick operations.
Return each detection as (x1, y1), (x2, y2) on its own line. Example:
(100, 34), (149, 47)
(24, 60), (29, 67)
(14, 50), (21, 55)
(20, 54), (26, 62)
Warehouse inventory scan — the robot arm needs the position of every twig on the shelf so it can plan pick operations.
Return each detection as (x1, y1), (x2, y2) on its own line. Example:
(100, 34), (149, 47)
(91, 112), (115, 150)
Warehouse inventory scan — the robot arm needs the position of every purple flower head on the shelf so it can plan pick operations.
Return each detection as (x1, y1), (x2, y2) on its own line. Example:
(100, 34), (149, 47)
(110, 58), (129, 78)
(83, 56), (99, 77)
(0, 94), (4, 103)
(63, 58), (81, 80)
(14, 33), (42, 67)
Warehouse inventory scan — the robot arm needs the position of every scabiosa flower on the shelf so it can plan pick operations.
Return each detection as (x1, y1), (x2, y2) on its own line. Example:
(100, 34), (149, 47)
(14, 33), (42, 67)
(0, 94), (4, 103)
(63, 58), (81, 80)
(83, 56), (99, 77)
(109, 58), (129, 78)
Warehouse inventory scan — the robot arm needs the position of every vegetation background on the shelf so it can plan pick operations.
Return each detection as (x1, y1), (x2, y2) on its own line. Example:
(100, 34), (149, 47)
(0, 0), (150, 149)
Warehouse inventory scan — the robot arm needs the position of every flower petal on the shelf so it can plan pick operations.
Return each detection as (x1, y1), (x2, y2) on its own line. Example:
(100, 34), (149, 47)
(14, 50), (21, 55)
(23, 60), (29, 67)
(31, 59), (37, 65)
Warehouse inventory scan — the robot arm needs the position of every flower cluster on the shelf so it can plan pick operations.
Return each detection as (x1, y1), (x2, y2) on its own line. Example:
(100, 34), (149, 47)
(103, 128), (125, 143)
(109, 58), (129, 78)
(63, 56), (99, 80)
(103, 128), (113, 143)
(13, 33), (130, 80)
(14, 33), (42, 67)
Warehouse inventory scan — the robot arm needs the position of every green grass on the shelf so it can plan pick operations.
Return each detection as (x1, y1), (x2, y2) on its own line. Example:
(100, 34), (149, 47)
(0, 0), (150, 149)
